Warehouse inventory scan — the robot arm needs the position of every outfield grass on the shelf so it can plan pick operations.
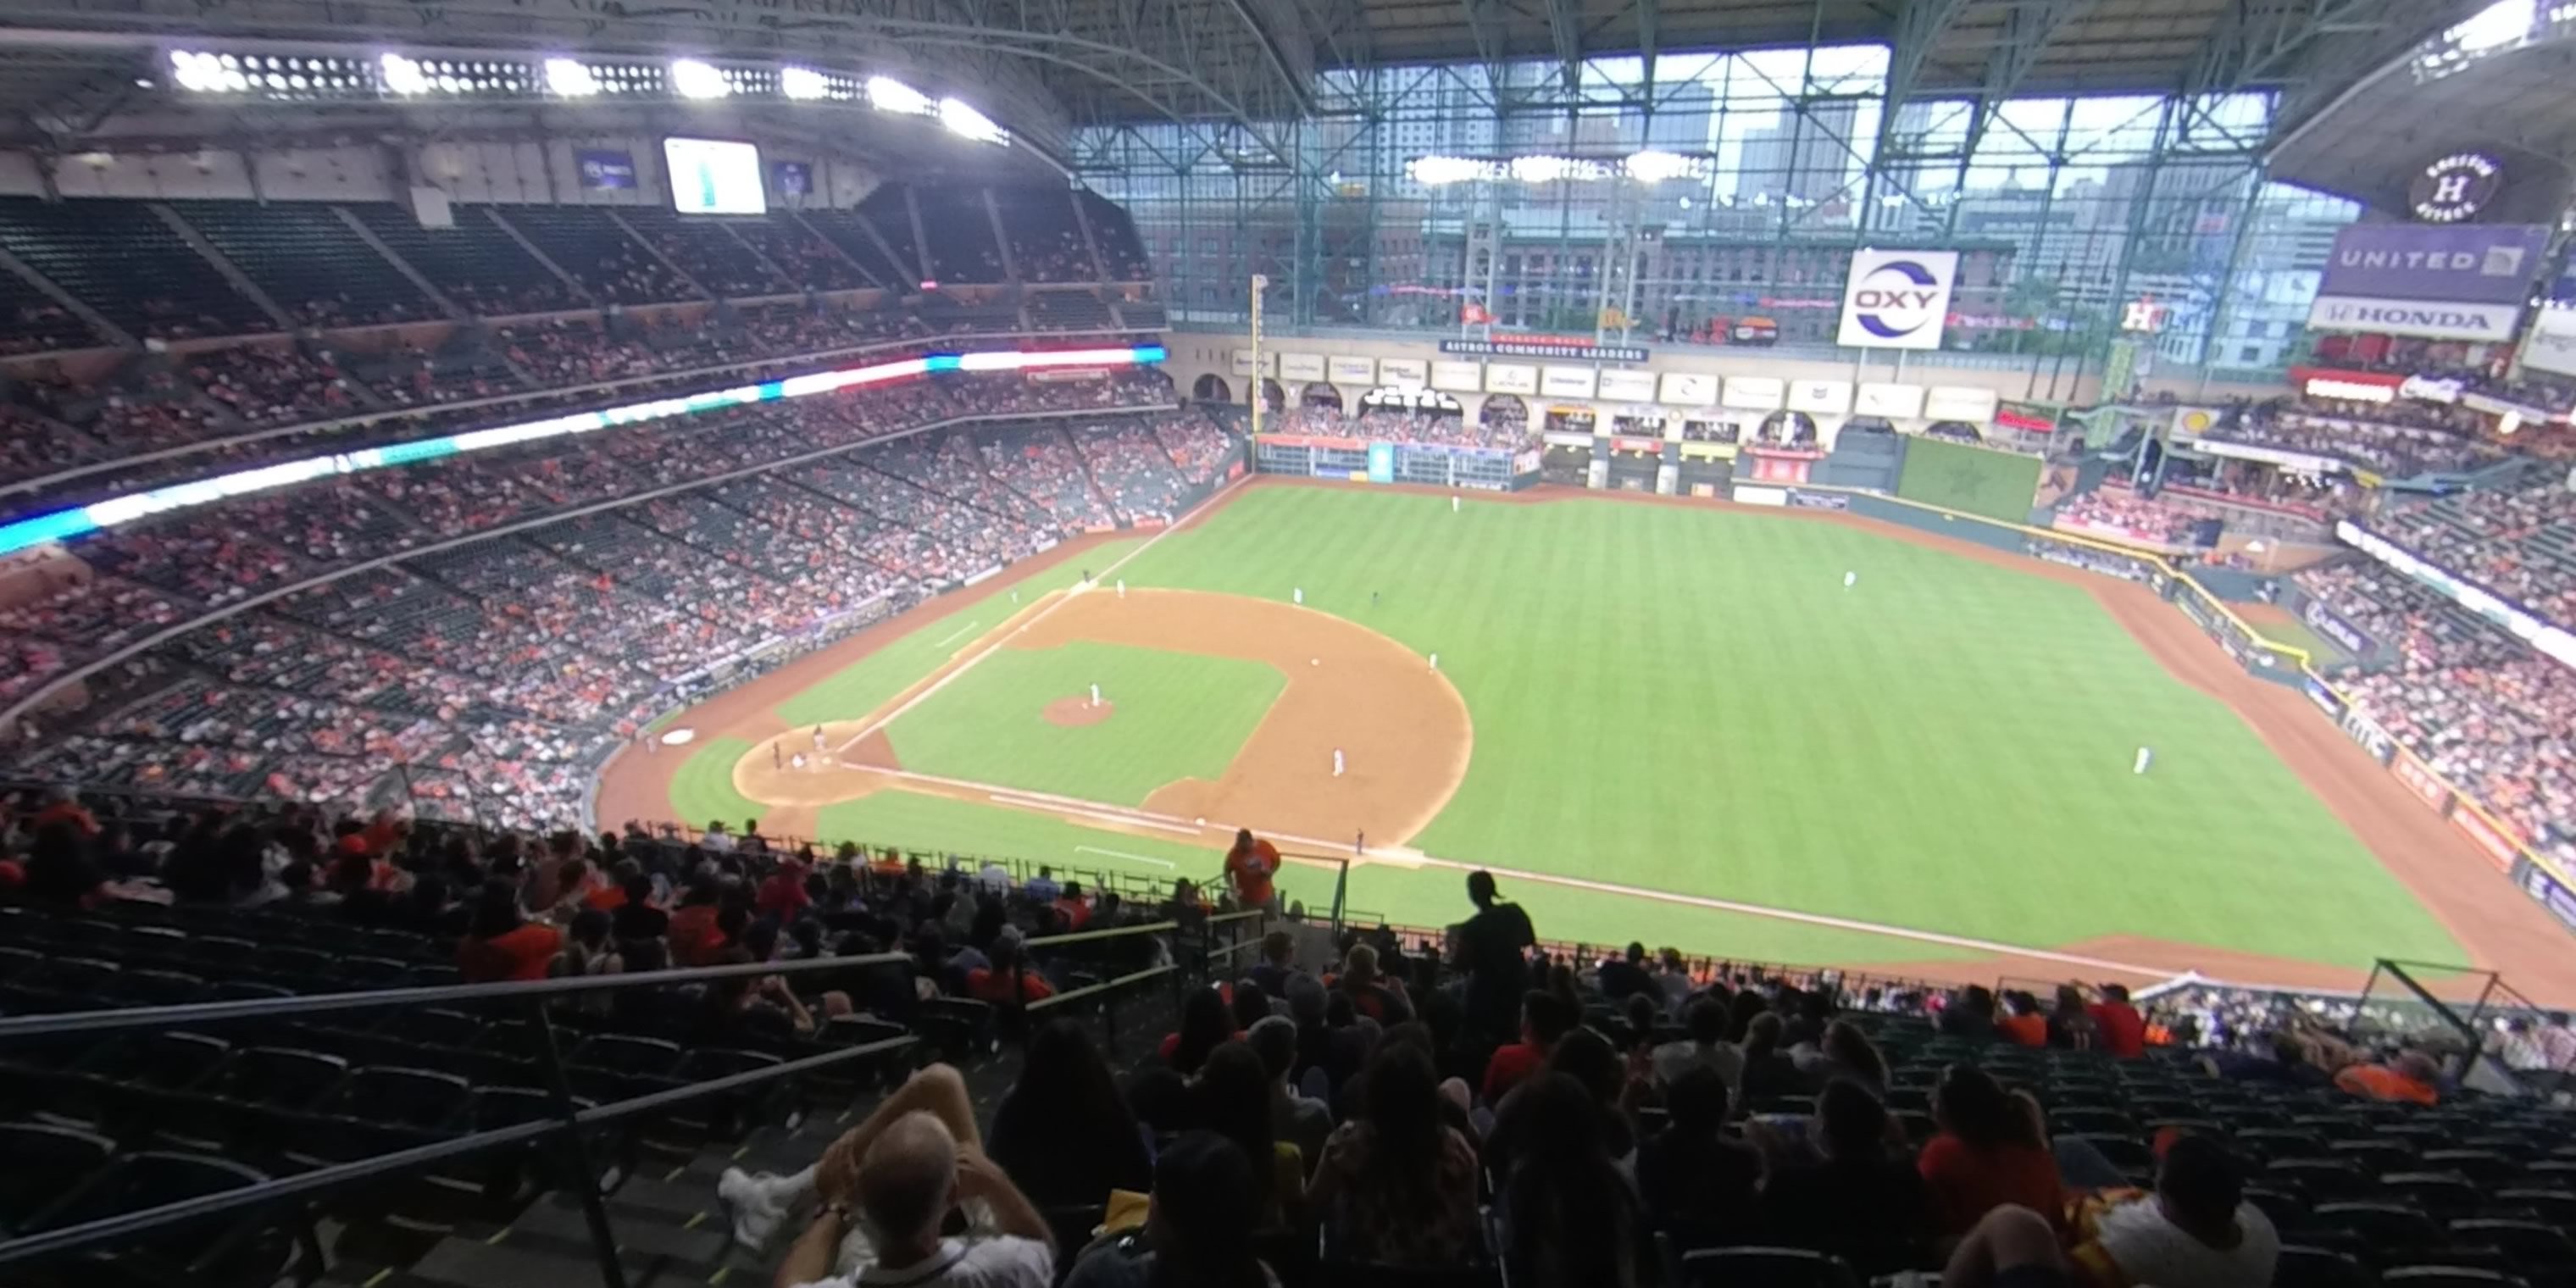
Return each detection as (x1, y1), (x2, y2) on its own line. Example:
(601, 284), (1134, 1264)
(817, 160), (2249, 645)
(886, 641), (1284, 805)
(1102, 487), (2458, 968)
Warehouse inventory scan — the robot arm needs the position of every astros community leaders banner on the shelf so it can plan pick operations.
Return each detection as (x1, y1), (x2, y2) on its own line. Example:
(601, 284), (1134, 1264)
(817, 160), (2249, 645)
(2306, 224), (2547, 341)
(1837, 248), (1959, 351)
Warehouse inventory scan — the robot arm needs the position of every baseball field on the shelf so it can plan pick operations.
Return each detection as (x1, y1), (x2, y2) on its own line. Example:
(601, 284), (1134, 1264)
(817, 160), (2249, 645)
(596, 480), (2576, 998)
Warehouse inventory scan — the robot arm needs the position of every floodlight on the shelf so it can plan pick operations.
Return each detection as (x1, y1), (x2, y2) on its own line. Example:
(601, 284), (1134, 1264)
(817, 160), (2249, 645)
(671, 58), (729, 98)
(1509, 155), (1593, 184)
(867, 75), (932, 114)
(1622, 150), (1702, 183)
(380, 52), (428, 94)
(938, 97), (1007, 144)
(780, 65), (829, 100)
(545, 58), (599, 96)
(1407, 155), (1489, 186)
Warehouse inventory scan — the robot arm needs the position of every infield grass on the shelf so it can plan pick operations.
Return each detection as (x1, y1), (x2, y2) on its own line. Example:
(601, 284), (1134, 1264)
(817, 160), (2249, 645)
(707, 486), (2462, 970)
(885, 641), (1284, 805)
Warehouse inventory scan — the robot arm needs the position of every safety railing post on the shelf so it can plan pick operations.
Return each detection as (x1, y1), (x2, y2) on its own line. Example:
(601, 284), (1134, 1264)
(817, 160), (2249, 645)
(528, 999), (630, 1288)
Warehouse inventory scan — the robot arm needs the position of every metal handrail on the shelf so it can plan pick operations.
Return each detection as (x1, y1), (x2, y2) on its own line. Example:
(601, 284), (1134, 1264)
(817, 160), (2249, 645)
(0, 1032), (915, 1271)
(0, 949), (917, 1041)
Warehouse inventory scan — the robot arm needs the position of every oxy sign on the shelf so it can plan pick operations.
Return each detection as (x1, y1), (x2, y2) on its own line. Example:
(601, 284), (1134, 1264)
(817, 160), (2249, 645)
(1837, 249), (1959, 351)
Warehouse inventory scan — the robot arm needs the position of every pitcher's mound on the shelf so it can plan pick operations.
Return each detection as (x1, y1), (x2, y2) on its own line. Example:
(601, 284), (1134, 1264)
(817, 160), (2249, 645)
(1044, 697), (1115, 727)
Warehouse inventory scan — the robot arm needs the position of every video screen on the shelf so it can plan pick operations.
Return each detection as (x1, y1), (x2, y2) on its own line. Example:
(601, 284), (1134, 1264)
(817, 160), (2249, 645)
(663, 137), (766, 215)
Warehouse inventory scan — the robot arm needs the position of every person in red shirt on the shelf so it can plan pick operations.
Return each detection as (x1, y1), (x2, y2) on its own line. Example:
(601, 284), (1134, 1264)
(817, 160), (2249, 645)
(1482, 988), (1576, 1105)
(1996, 991), (2050, 1048)
(1224, 828), (1281, 912)
(964, 928), (1057, 1005)
(586, 859), (639, 912)
(755, 857), (812, 920)
(1052, 880), (1092, 931)
(1919, 1064), (2063, 1238)
(2336, 1052), (2441, 1105)
(2087, 984), (2147, 1059)
(31, 788), (100, 839)
(666, 873), (731, 967)
(457, 879), (564, 983)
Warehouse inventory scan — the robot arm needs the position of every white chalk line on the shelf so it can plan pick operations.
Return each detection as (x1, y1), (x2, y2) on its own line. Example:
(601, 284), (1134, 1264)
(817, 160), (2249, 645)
(931, 620), (980, 647)
(846, 761), (2173, 977)
(830, 475), (1240, 758)
(1076, 844), (1179, 869)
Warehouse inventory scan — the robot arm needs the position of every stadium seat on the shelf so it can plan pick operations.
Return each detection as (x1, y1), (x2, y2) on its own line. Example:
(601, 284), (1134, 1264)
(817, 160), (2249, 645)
(1678, 1246), (1862, 1288)
(0, 1122), (117, 1235)
(2307, 1202), (2446, 1258)
(24, 1150), (313, 1288)
(2276, 1246), (2375, 1288)
(2380, 1269), (2527, 1288)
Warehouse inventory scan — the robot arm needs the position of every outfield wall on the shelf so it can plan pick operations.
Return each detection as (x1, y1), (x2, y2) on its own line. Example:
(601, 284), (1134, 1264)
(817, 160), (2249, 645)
(1781, 482), (2576, 941)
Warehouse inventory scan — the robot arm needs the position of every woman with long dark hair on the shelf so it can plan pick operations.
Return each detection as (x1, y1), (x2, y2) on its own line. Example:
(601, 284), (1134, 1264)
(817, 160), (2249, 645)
(1063, 1132), (1280, 1288)
(1306, 1040), (1480, 1266)
(985, 1018), (1153, 1203)
(1500, 1072), (1646, 1288)
(1191, 1041), (1297, 1228)
(1161, 985), (1237, 1075)
(1919, 1063), (2061, 1238)
(1762, 1079), (1933, 1275)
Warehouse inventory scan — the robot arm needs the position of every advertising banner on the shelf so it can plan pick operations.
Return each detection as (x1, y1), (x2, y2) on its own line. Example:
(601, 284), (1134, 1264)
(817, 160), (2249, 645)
(1658, 372), (1719, 407)
(2523, 308), (2576, 378)
(2196, 439), (2348, 475)
(1230, 349), (1274, 377)
(1278, 353), (1326, 383)
(1597, 369), (1657, 403)
(1786, 380), (1853, 415)
(1837, 248), (1960, 351)
(576, 147), (639, 190)
(1329, 356), (1377, 386)
(2290, 366), (2403, 403)
(2391, 747), (2454, 813)
(1485, 364), (1537, 396)
(1430, 360), (1484, 392)
(1366, 442), (1396, 485)
(1540, 366), (1597, 399)
(1378, 358), (1428, 388)
(1722, 376), (1785, 412)
(1923, 386), (1999, 423)
(2336, 519), (2576, 669)
(2303, 601), (2375, 655)
(2453, 805), (2523, 873)
(2517, 860), (2576, 931)
(1733, 484), (1787, 507)
(2307, 224), (2547, 341)
(1441, 336), (1648, 362)
(2338, 706), (2398, 766)
(1787, 490), (1849, 511)
(1855, 382), (1924, 419)
(2303, 675), (2346, 720)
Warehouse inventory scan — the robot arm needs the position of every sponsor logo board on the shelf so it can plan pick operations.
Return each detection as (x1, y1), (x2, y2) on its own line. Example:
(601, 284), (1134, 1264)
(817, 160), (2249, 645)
(1837, 249), (1960, 351)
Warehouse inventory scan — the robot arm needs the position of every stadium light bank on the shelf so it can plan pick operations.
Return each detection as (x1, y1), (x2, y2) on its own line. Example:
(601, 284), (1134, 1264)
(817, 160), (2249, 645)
(166, 47), (1011, 148)
(0, 345), (1165, 559)
(1407, 151), (1716, 186)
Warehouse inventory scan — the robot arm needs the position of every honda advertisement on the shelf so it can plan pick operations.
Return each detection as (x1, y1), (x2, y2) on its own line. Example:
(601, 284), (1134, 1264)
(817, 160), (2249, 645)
(1837, 249), (1959, 352)
(2306, 224), (2547, 341)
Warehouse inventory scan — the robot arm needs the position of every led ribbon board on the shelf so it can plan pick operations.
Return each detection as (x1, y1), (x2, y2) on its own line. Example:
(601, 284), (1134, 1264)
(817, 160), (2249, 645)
(0, 345), (1165, 558)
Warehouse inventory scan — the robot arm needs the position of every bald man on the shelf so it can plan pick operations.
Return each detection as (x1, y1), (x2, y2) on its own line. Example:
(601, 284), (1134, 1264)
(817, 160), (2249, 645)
(761, 1067), (1055, 1288)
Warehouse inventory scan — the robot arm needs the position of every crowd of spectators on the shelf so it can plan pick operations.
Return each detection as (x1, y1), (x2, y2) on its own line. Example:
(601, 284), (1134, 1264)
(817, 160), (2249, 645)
(1262, 405), (1532, 449)
(2372, 473), (2576, 625)
(2196, 397), (2496, 480)
(7, 374), (1230, 823)
(2052, 487), (2219, 547)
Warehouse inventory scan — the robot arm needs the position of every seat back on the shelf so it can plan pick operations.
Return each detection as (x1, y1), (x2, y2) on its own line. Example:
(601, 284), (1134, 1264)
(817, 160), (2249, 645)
(0, 1123), (115, 1233)
(1679, 1246), (1862, 1288)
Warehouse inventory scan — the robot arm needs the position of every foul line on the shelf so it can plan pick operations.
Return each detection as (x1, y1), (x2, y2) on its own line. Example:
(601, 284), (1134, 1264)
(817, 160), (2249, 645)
(931, 620), (980, 647)
(830, 475), (1243, 758)
(1075, 844), (1178, 869)
(836, 762), (2174, 978)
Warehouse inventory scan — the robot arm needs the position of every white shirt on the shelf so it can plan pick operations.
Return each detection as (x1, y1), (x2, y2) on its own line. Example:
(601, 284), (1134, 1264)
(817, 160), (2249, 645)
(702, 832), (736, 853)
(2092, 1200), (2279, 1288)
(794, 1235), (1052, 1288)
